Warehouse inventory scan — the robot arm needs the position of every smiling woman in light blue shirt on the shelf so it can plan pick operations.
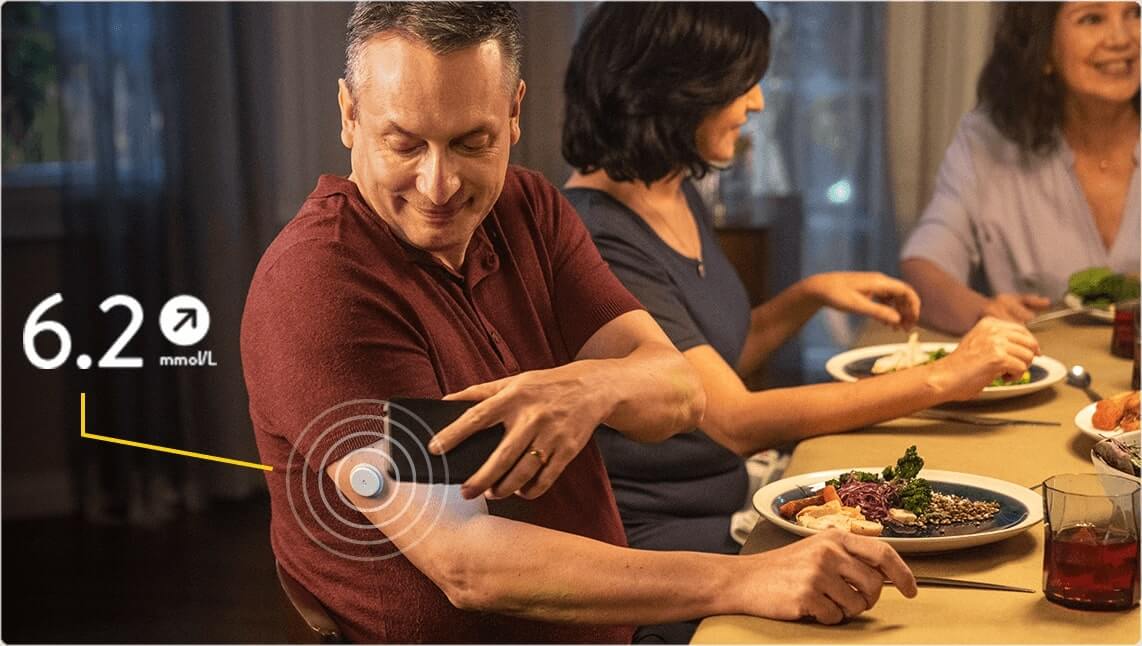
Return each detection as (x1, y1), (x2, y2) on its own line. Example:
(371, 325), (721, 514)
(902, 1), (1140, 334)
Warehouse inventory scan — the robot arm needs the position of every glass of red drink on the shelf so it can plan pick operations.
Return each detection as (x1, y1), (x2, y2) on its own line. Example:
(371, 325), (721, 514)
(1042, 473), (1140, 610)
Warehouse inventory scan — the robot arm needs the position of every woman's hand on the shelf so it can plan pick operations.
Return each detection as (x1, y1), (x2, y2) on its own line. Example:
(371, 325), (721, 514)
(431, 364), (614, 501)
(980, 293), (1051, 324)
(932, 317), (1040, 400)
(803, 272), (921, 329)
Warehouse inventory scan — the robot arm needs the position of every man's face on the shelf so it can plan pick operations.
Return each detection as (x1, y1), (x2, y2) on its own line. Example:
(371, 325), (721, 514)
(339, 36), (524, 270)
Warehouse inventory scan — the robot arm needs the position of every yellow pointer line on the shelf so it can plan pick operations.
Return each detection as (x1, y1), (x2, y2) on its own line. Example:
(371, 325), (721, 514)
(80, 392), (273, 472)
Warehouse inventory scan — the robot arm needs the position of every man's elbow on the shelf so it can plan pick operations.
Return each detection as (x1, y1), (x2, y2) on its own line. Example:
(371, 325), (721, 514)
(436, 555), (537, 616)
(699, 409), (756, 457)
(433, 552), (498, 612)
(648, 358), (706, 443)
(682, 370), (706, 432)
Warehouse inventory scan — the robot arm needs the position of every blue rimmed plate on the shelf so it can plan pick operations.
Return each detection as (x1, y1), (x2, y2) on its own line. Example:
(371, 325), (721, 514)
(753, 468), (1042, 553)
(824, 343), (1066, 401)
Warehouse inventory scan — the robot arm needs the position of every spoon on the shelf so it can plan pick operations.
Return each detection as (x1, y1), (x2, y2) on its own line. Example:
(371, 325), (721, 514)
(1066, 365), (1103, 403)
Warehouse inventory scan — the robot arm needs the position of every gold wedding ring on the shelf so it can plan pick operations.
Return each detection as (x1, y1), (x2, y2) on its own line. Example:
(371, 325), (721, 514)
(527, 447), (549, 466)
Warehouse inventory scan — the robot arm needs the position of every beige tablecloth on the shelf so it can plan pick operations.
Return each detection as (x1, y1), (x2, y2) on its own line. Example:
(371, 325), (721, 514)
(692, 318), (1140, 645)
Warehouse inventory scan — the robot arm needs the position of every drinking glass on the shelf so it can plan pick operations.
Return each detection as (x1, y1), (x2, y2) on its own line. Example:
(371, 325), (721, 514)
(1042, 473), (1140, 610)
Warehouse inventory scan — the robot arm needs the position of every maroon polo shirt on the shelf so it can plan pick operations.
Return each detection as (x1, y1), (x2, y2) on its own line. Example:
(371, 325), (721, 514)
(240, 166), (640, 643)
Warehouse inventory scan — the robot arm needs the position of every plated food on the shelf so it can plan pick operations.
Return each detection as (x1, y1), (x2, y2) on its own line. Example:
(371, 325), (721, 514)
(1094, 391), (1140, 432)
(754, 448), (1043, 553)
(869, 331), (935, 375)
(775, 447), (999, 538)
(869, 332), (1028, 385)
(826, 341), (1065, 401)
(1074, 392), (1141, 440)
(1091, 431), (1141, 479)
(1068, 267), (1140, 310)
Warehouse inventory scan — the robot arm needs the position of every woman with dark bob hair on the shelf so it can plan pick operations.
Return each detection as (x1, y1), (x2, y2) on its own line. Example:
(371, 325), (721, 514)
(563, 4), (1038, 640)
(902, 1), (1139, 334)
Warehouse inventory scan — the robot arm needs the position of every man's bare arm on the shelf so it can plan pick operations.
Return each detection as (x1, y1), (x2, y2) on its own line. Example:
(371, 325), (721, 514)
(324, 448), (917, 626)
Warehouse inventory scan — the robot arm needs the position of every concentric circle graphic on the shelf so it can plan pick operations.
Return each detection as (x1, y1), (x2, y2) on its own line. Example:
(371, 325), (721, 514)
(285, 399), (461, 562)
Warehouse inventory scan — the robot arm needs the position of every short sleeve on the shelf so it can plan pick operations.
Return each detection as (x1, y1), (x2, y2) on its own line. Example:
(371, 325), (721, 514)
(542, 181), (644, 357)
(900, 116), (983, 282)
(240, 239), (441, 472)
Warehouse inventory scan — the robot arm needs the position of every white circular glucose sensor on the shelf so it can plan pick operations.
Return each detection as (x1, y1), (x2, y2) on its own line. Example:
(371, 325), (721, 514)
(349, 464), (384, 498)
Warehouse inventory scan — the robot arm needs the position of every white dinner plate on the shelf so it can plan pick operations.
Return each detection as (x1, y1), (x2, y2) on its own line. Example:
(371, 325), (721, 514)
(825, 343), (1066, 401)
(1091, 431), (1141, 479)
(1074, 401), (1138, 440)
(1063, 292), (1115, 322)
(753, 468), (1043, 554)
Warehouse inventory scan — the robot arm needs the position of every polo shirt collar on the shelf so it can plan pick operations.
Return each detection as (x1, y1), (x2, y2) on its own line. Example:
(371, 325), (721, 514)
(309, 174), (502, 285)
(390, 220), (501, 287)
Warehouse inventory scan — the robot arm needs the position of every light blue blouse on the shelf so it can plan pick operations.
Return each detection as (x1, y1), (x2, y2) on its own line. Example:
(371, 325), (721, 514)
(901, 109), (1140, 300)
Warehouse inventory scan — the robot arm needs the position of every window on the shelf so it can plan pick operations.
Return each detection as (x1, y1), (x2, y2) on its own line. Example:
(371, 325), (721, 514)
(3, 3), (63, 175)
(743, 2), (898, 379)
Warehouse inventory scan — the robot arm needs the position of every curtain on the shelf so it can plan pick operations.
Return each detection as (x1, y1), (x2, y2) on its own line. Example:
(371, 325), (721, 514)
(741, 2), (898, 373)
(10, 3), (352, 525)
(51, 2), (192, 524)
(512, 2), (592, 185)
(886, 2), (998, 235)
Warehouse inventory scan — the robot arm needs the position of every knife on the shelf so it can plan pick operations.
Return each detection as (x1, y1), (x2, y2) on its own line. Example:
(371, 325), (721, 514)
(909, 409), (1060, 427)
(1026, 308), (1086, 327)
(886, 576), (1034, 593)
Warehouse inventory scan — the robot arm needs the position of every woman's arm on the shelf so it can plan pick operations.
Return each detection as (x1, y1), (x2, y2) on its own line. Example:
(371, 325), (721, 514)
(736, 272), (920, 376)
(433, 310), (706, 500)
(901, 258), (1049, 335)
(703, 317), (1038, 456)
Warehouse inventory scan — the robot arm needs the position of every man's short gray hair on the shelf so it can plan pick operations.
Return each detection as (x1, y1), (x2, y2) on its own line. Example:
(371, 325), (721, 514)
(344, 2), (522, 97)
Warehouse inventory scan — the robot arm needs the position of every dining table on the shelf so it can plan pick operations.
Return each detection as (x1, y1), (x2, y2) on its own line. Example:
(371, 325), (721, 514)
(691, 316), (1140, 645)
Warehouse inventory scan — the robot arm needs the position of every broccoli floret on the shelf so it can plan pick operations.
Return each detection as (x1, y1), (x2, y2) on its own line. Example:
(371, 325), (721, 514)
(882, 465), (895, 481)
(827, 470), (882, 488)
(927, 348), (948, 362)
(898, 478), (932, 515)
(891, 445), (924, 481)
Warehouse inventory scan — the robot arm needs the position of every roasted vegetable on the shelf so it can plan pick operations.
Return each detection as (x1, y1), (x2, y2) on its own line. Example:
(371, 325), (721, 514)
(898, 478), (933, 515)
(826, 470), (881, 488)
(822, 484), (840, 504)
(778, 494), (825, 519)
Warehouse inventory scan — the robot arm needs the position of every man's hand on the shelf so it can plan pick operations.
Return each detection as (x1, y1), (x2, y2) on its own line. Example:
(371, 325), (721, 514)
(432, 364), (613, 500)
(933, 317), (1040, 400)
(740, 530), (918, 624)
(803, 272), (921, 330)
(980, 293), (1051, 324)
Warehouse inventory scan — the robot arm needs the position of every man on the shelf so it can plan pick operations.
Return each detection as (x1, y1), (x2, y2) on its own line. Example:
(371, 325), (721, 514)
(240, 3), (916, 642)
